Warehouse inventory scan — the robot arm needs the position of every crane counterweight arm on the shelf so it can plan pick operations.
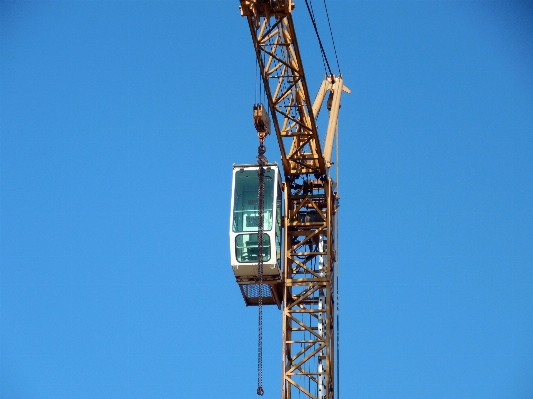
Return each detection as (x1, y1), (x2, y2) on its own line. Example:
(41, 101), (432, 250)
(316, 76), (350, 166)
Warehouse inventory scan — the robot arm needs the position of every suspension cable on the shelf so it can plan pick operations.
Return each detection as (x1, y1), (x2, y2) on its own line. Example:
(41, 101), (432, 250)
(303, 0), (333, 76)
(255, 58), (258, 104)
(307, 0), (328, 76)
(323, 0), (341, 74)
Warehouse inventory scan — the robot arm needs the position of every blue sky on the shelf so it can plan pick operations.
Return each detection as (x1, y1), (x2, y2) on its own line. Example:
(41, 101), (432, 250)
(1, 1), (532, 398)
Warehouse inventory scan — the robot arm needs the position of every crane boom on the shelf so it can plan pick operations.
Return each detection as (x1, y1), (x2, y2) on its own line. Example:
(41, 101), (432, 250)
(238, 1), (348, 398)
(240, 0), (325, 176)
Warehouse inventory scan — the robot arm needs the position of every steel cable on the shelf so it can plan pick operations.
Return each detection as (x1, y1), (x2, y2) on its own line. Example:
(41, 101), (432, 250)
(323, 0), (341, 74)
(303, 0), (333, 76)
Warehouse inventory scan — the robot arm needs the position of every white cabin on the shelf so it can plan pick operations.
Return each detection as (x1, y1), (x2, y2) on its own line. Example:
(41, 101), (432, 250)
(230, 164), (282, 283)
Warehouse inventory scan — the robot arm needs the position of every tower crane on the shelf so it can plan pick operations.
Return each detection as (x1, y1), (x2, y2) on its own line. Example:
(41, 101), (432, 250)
(229, 1), (349, 398)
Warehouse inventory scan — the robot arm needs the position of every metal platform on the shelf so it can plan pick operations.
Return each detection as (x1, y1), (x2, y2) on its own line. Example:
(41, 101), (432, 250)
(238, 282), (283, 308)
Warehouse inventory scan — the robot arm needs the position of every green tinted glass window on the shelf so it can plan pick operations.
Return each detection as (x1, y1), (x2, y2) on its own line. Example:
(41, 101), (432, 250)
(276, 184), (282, 263)
(232, 169), (274, 233)
(235, 234), (271, 263)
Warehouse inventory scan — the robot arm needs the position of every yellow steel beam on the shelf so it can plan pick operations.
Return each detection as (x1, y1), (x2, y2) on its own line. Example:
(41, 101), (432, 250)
(240, 1), (325, 176)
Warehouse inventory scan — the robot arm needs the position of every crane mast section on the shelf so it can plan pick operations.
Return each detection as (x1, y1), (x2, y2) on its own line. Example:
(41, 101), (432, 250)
(240, 1), (326, 177)
(281, 178), (337, 399)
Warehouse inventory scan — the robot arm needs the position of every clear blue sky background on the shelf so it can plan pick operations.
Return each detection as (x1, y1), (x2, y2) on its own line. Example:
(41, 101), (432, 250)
(1, 1), (532, 398)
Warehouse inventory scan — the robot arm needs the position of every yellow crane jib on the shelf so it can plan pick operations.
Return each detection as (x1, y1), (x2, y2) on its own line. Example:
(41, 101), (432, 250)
(239, 0), (326, 176)
(240, 0), (295, 19)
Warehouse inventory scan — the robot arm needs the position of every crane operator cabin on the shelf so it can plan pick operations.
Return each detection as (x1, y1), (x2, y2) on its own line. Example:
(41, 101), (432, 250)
(229, 164), (283, 306)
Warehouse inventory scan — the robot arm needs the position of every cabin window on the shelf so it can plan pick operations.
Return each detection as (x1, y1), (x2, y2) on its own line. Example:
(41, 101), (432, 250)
(232, 169), (275, 233)
(235, 234), (271, 263)
(276, 184), (282, 263)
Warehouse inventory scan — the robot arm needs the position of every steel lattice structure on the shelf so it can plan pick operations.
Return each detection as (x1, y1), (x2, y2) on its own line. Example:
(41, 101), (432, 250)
(281, 176), (337, 399)
(241, 0), (325, 177)
(239, 1), (347, 398)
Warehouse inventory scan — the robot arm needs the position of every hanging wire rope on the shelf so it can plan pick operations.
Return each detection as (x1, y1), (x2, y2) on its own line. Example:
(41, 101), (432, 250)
(307, 0), (328, 76)
(260, 57), (263, 105)
(323, 0), (341, 74)
(303, 0), (333, 76)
